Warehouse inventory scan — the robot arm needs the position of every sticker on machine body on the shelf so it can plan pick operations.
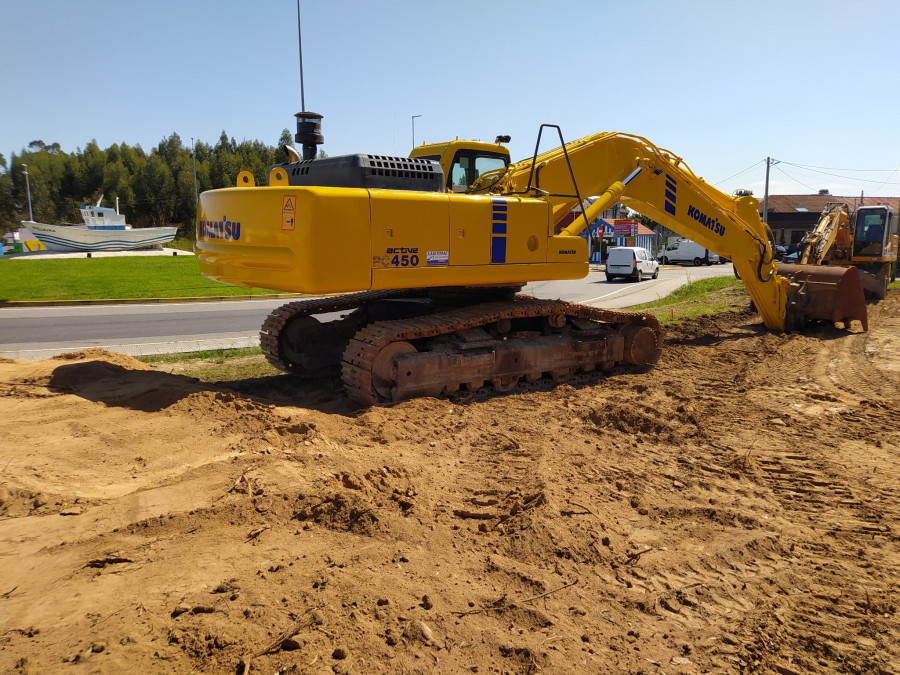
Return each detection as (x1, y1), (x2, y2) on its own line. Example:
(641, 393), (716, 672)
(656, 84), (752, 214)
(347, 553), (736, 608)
(281, 195), (296, 231)
(426, 250), (448, 266)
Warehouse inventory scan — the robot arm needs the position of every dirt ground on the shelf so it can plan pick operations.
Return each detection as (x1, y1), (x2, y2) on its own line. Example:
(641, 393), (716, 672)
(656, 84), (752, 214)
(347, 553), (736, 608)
(1, 293), (899, 675)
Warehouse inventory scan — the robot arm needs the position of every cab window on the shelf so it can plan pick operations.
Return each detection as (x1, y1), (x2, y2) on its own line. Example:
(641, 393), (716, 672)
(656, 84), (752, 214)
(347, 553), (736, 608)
(450, 156), (472, 190)
(448, 150), (509, 191)
(854, 211), (887, 256)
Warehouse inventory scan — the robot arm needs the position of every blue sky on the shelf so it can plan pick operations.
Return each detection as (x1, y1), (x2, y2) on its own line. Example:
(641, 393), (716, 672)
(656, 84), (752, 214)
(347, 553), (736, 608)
(2, 0), (898, 198)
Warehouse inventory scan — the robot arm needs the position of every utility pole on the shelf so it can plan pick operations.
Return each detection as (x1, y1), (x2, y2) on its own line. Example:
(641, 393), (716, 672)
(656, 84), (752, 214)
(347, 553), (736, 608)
(762, 156), (779, 224)
(411, 114), (422, 148)
(22, 164), (34, 221)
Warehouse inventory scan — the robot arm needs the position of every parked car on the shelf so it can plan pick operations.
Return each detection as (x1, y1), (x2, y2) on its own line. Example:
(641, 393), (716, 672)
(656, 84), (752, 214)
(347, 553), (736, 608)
(658, 239), (720, 266)
(772, 245), (788, 261)
(606, 246), (659, 282)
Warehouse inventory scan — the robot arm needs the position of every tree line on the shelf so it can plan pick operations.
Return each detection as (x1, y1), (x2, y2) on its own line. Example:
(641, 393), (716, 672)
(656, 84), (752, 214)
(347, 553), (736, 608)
(0, 129), (296, 237)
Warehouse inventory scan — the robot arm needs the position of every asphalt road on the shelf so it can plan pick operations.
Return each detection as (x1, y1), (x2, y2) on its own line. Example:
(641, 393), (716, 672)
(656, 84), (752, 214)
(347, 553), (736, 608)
(0, 263), (735, 360)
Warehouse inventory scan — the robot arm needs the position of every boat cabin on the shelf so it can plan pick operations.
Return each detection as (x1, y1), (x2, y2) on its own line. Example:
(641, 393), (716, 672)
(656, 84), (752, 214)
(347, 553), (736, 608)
(79, 206), (130, 230)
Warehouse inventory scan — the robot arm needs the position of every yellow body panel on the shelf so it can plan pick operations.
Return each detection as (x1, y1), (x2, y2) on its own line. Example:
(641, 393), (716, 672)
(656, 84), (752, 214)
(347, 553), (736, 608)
(197, 186), (372, 293)
(197, 185), (588, 294)
(449, 196), (549, 266)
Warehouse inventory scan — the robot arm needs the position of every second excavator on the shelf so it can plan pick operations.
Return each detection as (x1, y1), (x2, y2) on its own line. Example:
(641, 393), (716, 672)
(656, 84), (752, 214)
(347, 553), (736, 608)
(196, 114), (869, 404)
(791, 202), (897, 298)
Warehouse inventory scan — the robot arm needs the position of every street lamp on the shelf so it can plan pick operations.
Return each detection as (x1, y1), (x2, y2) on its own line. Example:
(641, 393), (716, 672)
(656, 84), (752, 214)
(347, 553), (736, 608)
(411, 114), (422, 148)
(191, 137), (199, 205)
(22, 164), (34, 222)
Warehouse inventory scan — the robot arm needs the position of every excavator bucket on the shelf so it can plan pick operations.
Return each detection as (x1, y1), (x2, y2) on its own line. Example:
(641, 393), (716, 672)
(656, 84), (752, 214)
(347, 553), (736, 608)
(777, 263), (868, 332)
(858, 263), (891, 300)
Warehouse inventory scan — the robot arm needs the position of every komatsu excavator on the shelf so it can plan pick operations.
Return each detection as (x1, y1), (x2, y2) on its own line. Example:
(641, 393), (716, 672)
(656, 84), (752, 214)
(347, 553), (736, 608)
(196, 116), (868, 404)
(790, 202), (897, 298)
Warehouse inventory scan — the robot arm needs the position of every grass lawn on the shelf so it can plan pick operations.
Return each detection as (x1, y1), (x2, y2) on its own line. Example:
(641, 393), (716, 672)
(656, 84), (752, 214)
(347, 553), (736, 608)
(0, 256), (287, 302)
(628, 275), (749, 324)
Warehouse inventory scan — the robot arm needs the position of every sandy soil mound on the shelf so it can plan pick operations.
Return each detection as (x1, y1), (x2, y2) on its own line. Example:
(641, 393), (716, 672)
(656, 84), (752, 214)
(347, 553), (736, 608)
(2, 294), (899, 674)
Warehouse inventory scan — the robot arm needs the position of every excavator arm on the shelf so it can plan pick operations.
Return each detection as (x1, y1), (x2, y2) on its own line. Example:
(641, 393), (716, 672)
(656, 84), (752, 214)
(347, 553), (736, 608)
(476, 130), (866, 332)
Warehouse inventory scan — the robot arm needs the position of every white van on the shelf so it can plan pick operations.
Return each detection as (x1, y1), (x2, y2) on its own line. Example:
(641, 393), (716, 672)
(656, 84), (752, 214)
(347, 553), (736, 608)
(659, 239), (721, 266)
(605, 246), (659, 282)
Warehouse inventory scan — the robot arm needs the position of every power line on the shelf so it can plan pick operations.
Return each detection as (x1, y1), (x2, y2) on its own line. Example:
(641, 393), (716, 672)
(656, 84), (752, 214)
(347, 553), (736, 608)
(779, 161), (897, 172)
(713, 159), (766, 187)
(773, 164), (818, 192)
(777, 161), (900, 186)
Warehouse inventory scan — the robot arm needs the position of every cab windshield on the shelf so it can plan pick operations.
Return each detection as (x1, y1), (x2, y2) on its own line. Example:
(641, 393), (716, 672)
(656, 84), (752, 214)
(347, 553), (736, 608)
(854, 211), (887, 256)
(449, 151), (509, 191)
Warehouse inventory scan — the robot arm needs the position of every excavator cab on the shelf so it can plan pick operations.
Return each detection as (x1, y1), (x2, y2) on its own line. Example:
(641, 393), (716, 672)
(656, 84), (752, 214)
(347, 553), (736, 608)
(410, 139), (510, 192)
(852, 205), (894, 259)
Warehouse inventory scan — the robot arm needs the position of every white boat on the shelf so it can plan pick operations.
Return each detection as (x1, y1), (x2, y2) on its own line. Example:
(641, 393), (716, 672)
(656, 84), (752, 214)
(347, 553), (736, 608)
(24, 199), (177, 253)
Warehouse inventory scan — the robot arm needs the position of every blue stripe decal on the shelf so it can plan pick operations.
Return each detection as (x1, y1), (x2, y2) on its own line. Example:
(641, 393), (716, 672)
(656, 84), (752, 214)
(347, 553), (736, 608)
(491, 236), (506, 263)
(490, 198), (508, 263)
(664, 174), (678, 217)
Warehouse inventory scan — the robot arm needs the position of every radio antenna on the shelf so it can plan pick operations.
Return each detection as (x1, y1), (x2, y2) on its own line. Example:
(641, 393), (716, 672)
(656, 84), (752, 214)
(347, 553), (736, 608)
(293, 0), (323, 159)
(297, 0), (306, 112)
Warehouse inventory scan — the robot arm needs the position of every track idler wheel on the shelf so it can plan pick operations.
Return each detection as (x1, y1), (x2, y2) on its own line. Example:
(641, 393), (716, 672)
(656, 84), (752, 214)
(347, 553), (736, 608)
(777, 263), (868, 332)
(621, 324), (662, 366)
(371, 341), (417, 400)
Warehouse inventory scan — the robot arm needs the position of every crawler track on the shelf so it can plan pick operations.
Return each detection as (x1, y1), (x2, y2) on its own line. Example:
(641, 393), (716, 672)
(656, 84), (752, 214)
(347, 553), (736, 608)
(262, 291), (662, 405)
(341, 297), (662, 405)
(260, 289), (422, 374)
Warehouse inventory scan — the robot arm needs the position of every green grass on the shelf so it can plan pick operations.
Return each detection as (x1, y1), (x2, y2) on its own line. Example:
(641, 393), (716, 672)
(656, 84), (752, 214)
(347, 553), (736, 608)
(627, 275), (748, 324)
(167, 236), (196, 252)
(137, 347), (278, 382)
(0, 256), (288, 302)
(139, 346), (263, 364)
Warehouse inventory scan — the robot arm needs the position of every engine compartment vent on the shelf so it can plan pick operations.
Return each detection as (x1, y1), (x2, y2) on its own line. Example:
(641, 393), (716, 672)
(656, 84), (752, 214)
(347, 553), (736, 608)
(272, 154), (445, 192)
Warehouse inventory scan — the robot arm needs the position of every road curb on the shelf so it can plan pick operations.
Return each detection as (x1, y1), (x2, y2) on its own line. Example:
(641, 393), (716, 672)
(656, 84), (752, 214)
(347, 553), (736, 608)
(0, 294), (309, 308)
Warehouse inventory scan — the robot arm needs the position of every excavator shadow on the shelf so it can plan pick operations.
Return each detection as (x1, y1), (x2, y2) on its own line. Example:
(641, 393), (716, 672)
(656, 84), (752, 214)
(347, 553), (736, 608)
(48, 360), (209, 413)
(46, 360), (361, 416)
(214, 373), (358, 414)
(214, 370), (623, 411)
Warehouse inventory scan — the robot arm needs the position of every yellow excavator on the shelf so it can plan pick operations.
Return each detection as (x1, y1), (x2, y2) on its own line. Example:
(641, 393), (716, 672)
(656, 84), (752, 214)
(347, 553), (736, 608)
(790, 202), (897, 298)
(196, 115), (868, 404)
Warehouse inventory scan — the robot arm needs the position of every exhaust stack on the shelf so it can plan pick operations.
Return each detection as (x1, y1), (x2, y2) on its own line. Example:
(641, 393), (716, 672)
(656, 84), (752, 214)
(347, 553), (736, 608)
(295, 112), (324, 161)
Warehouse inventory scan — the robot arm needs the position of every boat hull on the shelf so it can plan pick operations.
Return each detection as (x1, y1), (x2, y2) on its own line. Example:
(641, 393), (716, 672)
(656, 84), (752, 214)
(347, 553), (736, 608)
(24, 221), (178, 253)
